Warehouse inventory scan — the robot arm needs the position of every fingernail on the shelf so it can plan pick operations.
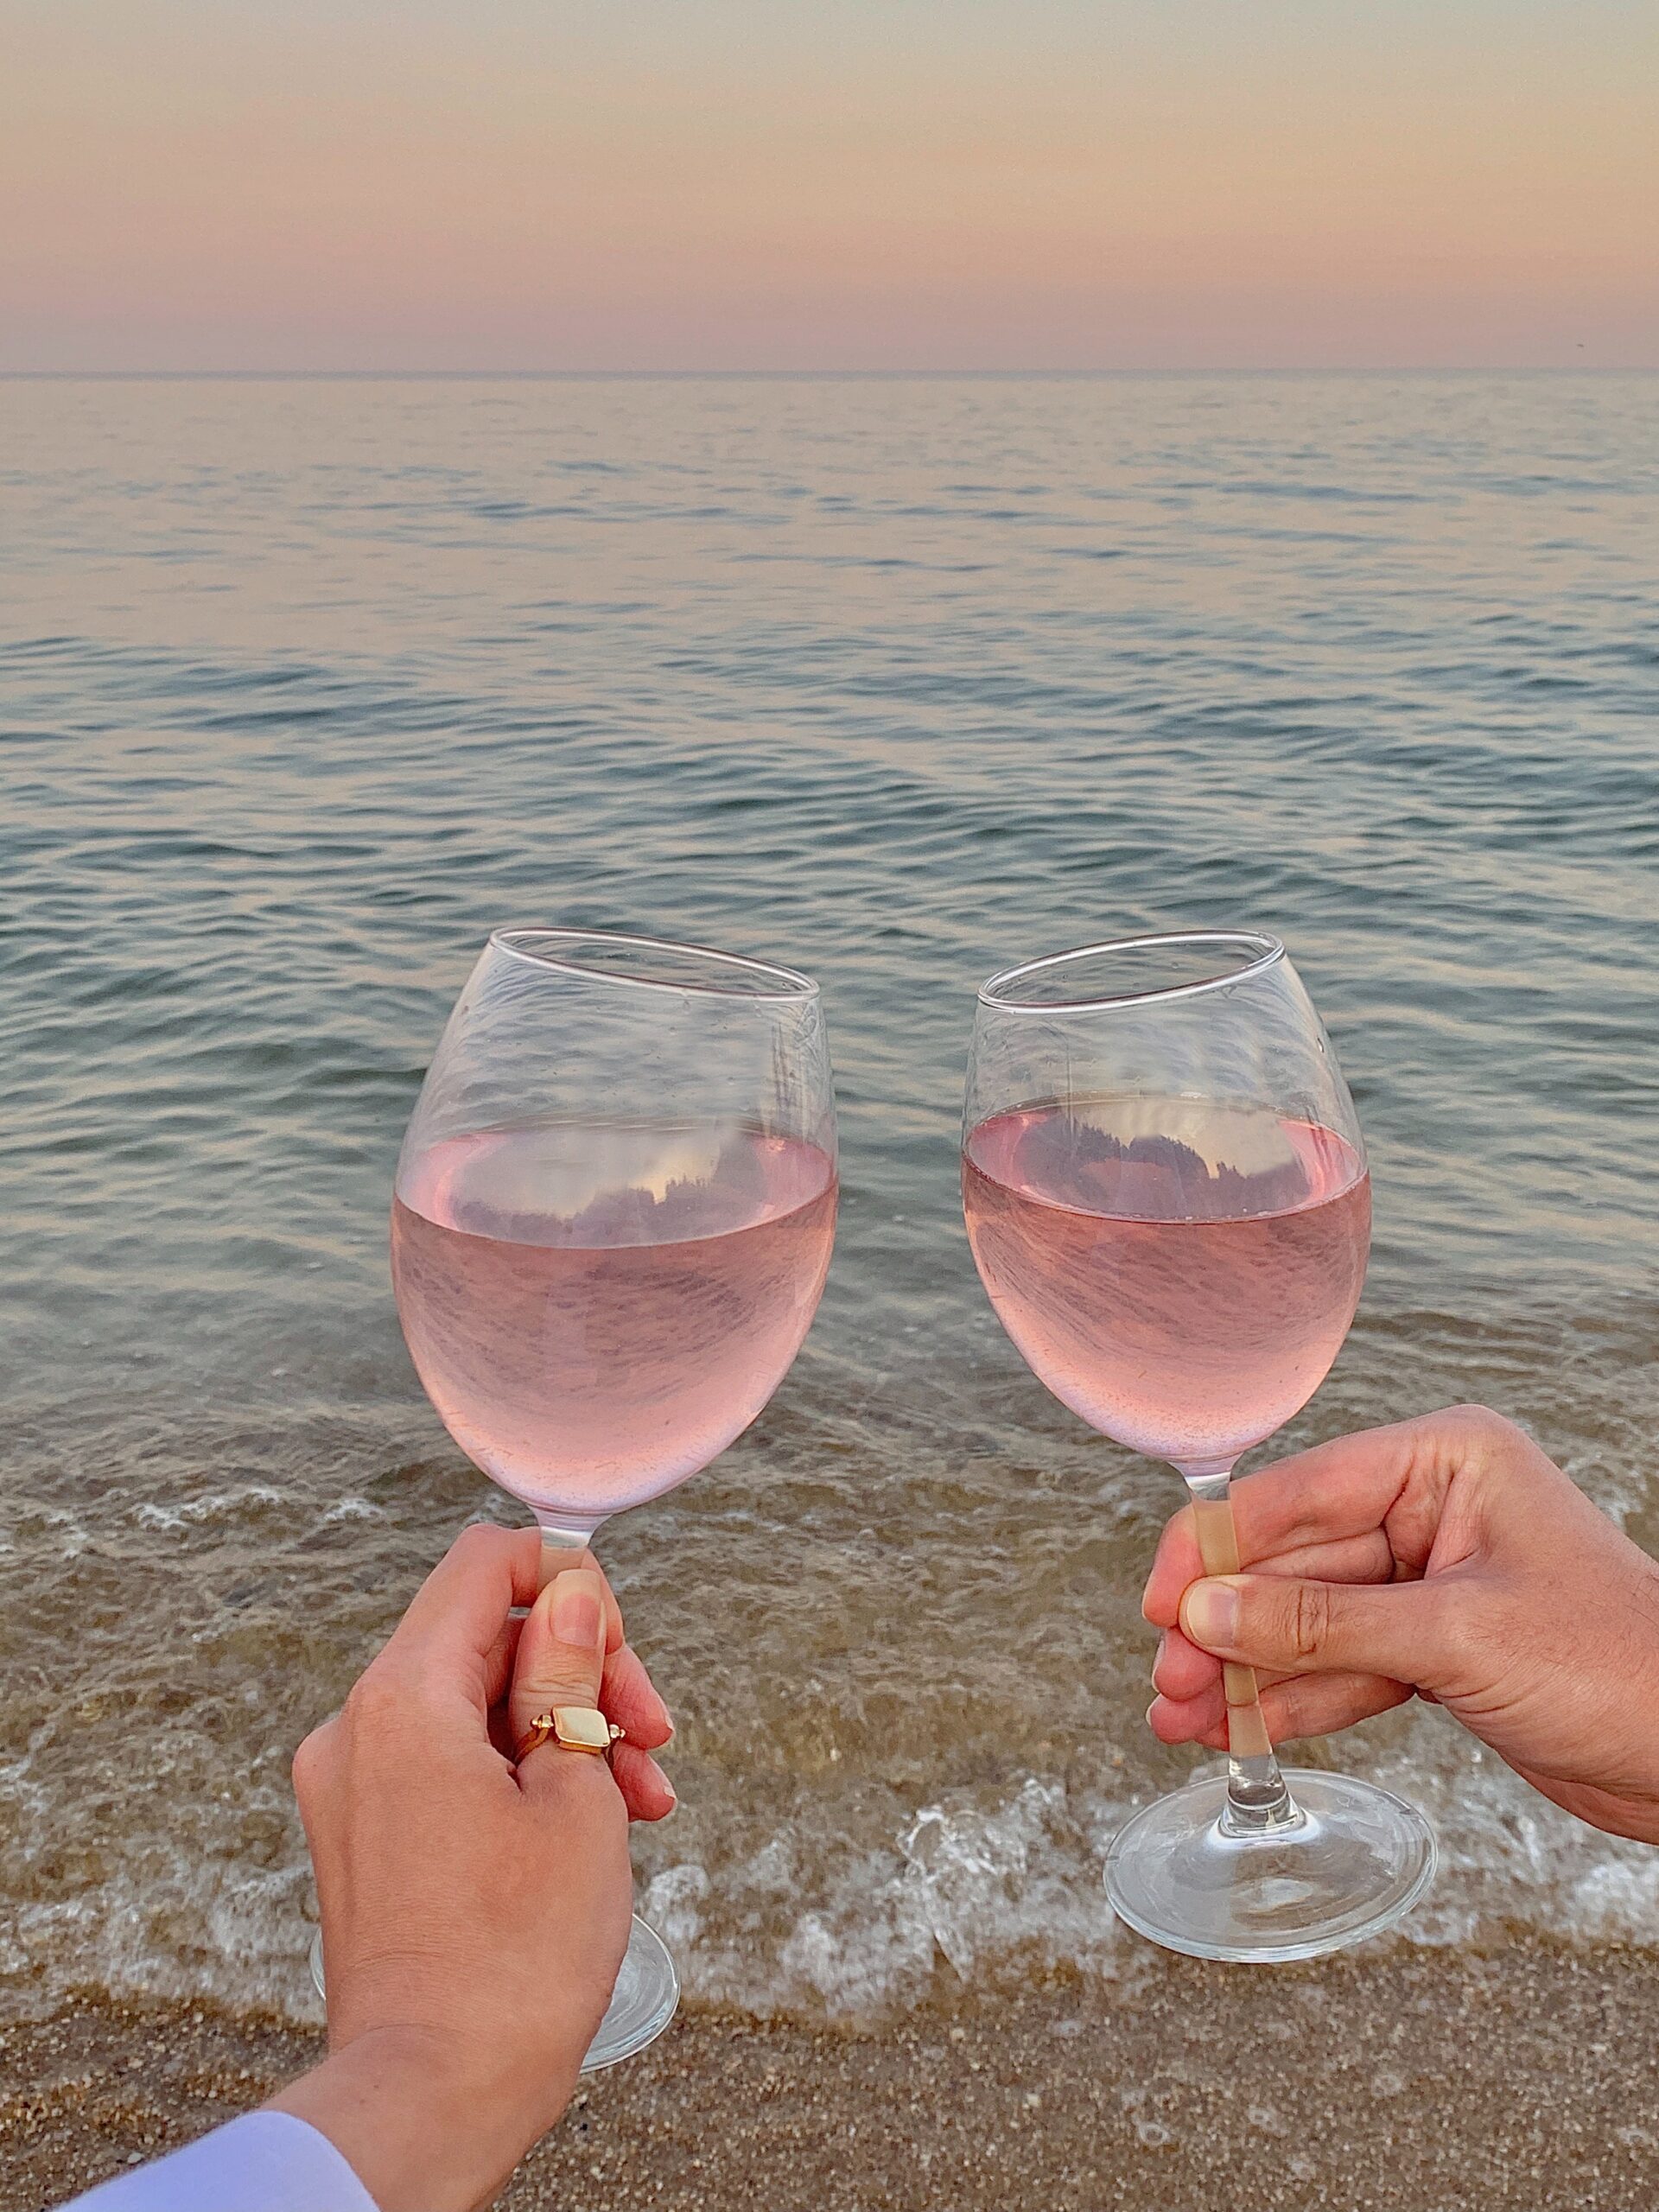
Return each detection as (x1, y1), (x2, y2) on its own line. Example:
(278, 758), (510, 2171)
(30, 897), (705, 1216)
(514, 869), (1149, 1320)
(551, 1569), (604, 1651)
(1181, 1579), (1241, 1649)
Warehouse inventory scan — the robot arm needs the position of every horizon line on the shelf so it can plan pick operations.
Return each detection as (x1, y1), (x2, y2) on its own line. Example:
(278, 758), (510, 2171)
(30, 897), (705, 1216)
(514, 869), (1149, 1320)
(3, 365), (1653, 383)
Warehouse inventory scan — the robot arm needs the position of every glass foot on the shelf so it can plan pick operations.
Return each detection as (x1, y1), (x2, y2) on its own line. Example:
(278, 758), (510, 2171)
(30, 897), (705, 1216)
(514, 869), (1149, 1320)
(308, 1911), (678, 2072)
(582, 1914), (680, 2069)
(1105, 1769), (1436, 1963)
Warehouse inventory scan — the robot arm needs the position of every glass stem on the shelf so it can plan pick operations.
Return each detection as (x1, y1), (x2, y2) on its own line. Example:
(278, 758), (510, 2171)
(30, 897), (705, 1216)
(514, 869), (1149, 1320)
(1178, 1463), (1300, 1834)
(538, 1514), (603, 1554)
(535, 1516), (607, 1602)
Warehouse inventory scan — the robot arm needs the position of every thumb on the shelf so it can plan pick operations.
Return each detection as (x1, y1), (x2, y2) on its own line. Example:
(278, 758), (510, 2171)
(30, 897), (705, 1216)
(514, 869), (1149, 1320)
(510, 1567), (612, 1775)
(1179, 1572), (1441, 1685)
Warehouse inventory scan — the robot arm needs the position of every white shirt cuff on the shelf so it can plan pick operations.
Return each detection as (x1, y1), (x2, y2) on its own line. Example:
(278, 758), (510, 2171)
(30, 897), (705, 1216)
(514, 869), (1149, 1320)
(59, 2108), (381, 2212)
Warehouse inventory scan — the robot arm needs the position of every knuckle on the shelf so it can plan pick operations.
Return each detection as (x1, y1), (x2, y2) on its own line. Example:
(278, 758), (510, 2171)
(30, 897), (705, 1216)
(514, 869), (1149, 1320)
(343, 1663), (397, 1720)
(1440, 1404), (1520, 1455)
(1394, 1405), (1524, 1508)
(290, 1723), (332, 1806)
(1287, 1580), (1332, 1662)
(519, 1662), (600, 1712)
(450, 1521), (509, 1570)
(341, 1659), (419, 1742)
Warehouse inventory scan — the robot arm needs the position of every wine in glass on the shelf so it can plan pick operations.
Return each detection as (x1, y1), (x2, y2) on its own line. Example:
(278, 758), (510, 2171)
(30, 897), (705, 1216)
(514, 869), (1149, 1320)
(315, 927), (837, 2064)
(962, 931), (1433, 1961)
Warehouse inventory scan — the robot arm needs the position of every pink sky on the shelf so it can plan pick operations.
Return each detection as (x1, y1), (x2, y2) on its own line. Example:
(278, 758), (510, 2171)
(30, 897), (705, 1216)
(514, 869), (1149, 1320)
(4, 2), (1656, 371)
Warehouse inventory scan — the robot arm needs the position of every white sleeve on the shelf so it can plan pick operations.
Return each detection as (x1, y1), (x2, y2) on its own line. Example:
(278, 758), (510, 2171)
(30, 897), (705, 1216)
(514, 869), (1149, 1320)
(58, 2109), (381, 2212)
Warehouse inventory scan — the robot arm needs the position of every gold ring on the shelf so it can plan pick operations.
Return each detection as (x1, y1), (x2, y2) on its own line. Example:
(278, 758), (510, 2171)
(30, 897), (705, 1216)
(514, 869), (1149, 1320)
(515, 1707), (626, 1764)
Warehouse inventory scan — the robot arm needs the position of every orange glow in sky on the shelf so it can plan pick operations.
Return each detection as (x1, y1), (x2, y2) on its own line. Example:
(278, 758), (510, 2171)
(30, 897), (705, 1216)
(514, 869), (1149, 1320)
(3, 2), (1656, 370)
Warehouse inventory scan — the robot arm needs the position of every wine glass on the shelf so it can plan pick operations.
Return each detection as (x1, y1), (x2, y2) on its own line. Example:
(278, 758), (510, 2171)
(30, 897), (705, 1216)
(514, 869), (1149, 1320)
(962, 931), (1434, 1961)
(313, 926), (837, 2065)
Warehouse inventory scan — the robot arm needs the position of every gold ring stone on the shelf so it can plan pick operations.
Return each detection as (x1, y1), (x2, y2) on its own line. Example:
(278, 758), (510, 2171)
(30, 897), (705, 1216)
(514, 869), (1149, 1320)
(515, 1707), (626, 1764)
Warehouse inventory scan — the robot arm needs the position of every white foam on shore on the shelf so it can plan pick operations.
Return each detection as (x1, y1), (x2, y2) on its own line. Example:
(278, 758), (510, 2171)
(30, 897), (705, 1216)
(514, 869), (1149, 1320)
(3, 1734), (1657, 2030)
(635, 1748), (1659, 2022)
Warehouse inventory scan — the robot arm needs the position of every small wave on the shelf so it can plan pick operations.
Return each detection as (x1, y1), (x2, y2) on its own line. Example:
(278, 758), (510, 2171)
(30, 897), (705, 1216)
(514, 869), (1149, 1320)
(133, 1486), (283, 1534)
(631, 1743), (1659, 2026)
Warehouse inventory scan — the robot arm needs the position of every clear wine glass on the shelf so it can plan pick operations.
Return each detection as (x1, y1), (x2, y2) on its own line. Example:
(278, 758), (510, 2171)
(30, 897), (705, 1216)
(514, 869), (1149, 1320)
(312, 927), (837, 2064)
(963, 931), (1434, 1961)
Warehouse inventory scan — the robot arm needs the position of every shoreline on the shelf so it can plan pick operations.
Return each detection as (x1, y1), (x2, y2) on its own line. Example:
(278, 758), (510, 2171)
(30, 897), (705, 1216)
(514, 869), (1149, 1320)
(5, 1939), (1657, 2210)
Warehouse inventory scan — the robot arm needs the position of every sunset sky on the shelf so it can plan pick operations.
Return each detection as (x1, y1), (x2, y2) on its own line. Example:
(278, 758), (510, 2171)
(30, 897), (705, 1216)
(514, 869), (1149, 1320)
(5, 1), (1656, 371)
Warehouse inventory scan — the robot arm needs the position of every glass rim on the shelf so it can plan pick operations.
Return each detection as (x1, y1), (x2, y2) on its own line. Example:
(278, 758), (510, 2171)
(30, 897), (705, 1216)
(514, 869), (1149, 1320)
(488, 925), (820, 1004)
(977, 930), (1285, 1013)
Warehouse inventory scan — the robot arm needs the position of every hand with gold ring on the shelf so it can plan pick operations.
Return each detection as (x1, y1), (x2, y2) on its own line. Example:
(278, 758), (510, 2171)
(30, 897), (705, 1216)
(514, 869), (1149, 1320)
(508, 1542), (675, 1821)
(271, 1525), (675, 2212)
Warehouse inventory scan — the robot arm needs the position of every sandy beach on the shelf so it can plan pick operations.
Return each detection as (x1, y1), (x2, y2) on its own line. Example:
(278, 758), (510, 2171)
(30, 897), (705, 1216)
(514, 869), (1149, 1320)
(7, 1939), (1657, 2212)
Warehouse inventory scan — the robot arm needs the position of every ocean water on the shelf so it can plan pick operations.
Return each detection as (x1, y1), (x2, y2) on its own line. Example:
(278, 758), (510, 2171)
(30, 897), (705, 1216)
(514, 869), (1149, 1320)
(2, 372), (1656, 2026)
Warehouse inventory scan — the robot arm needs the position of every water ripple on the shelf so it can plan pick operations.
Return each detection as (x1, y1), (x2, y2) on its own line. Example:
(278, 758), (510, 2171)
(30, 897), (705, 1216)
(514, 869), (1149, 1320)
(2, 373), (1656, 2023)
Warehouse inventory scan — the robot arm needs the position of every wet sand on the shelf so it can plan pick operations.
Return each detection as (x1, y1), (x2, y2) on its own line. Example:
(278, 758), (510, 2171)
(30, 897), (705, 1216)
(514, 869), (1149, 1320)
(6, 1941), (1658, 2212)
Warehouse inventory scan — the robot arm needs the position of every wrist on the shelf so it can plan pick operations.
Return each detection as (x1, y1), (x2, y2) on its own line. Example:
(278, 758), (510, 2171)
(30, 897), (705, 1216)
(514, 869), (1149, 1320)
(270, 2022), (580, 2212)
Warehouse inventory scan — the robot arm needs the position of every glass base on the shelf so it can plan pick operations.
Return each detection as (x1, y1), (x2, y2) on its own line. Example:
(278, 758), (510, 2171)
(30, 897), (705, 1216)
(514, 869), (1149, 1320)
(1104, 1769), (1436, 1963)
(308, 1912), (678, 2073)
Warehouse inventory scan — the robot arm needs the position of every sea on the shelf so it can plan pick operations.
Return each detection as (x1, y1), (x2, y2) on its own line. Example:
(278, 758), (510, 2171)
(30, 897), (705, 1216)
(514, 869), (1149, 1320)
(3, 372), (1656, 2027)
